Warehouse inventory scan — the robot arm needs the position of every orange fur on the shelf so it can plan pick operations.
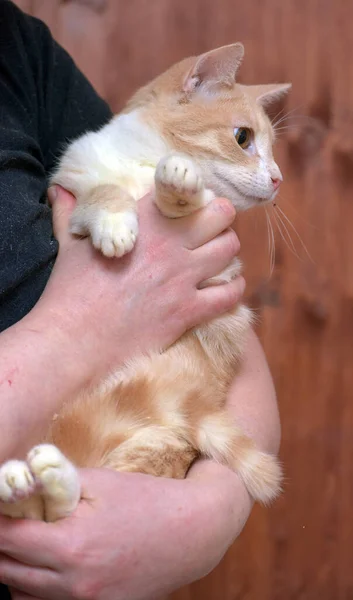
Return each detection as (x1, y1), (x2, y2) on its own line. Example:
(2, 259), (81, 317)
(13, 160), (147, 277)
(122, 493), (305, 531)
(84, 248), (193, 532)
(46, 43), (289, 505)
(0, 44), (290, 519)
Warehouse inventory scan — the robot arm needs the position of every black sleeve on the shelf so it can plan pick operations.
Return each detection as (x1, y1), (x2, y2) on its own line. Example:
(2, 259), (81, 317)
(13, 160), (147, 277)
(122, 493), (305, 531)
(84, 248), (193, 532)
(0, 0), (112, 332)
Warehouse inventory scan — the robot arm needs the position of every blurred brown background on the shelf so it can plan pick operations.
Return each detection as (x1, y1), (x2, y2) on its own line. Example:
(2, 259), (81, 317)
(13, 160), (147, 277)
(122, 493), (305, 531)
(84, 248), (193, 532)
(15, 1), (353, 598)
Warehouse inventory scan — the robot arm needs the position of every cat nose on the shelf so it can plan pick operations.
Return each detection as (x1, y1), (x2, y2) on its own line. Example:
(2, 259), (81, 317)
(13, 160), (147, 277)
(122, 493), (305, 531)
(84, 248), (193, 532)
(271, 177), (281, 191)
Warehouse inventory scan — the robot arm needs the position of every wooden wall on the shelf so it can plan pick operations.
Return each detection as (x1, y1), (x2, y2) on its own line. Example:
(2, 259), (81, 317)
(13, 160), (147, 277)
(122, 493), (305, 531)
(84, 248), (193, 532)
(15, 1), (353, 598)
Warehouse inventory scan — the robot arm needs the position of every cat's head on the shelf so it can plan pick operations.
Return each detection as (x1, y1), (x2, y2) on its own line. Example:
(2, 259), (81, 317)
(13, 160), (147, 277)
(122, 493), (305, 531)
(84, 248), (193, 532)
(128, 43), (291, 211)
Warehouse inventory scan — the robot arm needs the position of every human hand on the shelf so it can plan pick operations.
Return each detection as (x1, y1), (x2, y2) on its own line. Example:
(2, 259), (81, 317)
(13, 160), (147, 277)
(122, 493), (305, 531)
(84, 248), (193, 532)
(0, 184), (245, 468)
(0, 331), (280, 600)
(1, 330), (280, 600)
(0, 466), (248, 600)
(32, 185), (244, 385)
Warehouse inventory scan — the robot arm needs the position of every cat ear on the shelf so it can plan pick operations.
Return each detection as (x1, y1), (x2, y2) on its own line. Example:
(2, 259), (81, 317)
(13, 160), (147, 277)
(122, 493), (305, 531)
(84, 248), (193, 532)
(247, 83), (292, 107)
(183, 43), (244, 93)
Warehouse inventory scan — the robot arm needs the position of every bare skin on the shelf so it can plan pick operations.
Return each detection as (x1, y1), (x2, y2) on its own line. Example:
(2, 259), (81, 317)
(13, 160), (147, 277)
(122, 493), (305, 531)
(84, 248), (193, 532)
(0, 188), (244, 462)
(0, 330), (279, 600)
(0, 189), (279, 599)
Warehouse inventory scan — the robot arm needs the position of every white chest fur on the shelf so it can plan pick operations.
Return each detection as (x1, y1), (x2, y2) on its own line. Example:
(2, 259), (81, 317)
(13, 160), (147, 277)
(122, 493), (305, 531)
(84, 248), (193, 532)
(52, 110), (169, 203)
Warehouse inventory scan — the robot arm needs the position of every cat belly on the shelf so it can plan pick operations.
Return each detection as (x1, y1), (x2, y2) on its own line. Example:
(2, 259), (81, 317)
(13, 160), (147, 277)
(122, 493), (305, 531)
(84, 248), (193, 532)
(0, 308), (280, 521)
(47, 311), (280, 505)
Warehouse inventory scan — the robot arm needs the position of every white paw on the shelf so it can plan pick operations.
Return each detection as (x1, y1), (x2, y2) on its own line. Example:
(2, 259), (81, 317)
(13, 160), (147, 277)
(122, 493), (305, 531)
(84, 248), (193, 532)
(71, 208), (137, 258)
(27, 445), (75, 497)
(155, 154), (204, 203)
(89, 210), (138, 258)
(0, 460), (36, 503)
(26, 445), (80, 521)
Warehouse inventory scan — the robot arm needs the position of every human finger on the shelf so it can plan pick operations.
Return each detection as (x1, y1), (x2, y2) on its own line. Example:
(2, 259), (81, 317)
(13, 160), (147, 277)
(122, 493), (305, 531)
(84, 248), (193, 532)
(138, 194), (236, 251)
(192, 229), (241, 284)
(0, 517), (61, 568)
(179, 198), (236, 250)
(190, 276), (246, 327)
(0, 556), (59, 598)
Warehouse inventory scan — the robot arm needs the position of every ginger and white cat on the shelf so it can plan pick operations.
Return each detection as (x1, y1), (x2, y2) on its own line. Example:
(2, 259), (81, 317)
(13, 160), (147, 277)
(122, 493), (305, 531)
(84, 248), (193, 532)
(0, 43), (290, 522)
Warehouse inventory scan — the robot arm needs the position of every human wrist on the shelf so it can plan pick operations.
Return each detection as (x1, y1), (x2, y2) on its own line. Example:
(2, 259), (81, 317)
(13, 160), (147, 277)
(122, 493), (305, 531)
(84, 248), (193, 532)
(31, 286), (127, 387)
(0, 308), (93, 461)
(19, 299), (95, 394)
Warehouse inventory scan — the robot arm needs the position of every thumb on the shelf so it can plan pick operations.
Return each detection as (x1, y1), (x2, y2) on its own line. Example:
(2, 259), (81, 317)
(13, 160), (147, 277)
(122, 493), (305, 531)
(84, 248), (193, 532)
(48, 185), (76, 244)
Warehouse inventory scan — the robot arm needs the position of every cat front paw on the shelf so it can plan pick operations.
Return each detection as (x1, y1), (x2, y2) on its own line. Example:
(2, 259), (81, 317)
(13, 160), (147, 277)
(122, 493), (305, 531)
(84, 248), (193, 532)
(0, 460), (36, 503)
(157, 154), (203, 197)
(71, 208), (138, 258)
(89, 210), (138, 258)
(155, 153), (214, 217)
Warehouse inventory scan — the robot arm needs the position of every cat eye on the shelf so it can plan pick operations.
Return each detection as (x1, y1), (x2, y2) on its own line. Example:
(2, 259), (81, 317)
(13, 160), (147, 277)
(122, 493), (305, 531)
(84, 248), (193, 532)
(234, 127), (252, 149)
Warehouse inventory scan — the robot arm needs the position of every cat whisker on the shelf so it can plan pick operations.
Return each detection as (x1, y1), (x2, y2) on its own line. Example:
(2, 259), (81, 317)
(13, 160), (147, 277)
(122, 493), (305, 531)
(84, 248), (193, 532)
(273, 125), (302, 132)
(273, 118), (317, 137)
(272, 110), (300, 129)
(275, 114), (314, 124)
(274, 204), (314, 263)
(273, 116), (320, 136)
(272, 105), (306, 128)
(273, 126), (300, 140)
(271, 206), (312, 264)
(273, 122), (309, 141)
(274, 119), (314, 129)
(272, 111), (296, 129)
(270, 105), (288, 127)
(265, 209), (275, 279)
(270, 204), (302, 259)
(275, 193), (319, 230)
(273, 118), (300, 129)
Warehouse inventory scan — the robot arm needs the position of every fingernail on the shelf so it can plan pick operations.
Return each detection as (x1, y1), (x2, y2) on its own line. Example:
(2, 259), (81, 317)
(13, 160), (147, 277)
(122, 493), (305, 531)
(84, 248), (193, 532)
(47, 185), (58, 205)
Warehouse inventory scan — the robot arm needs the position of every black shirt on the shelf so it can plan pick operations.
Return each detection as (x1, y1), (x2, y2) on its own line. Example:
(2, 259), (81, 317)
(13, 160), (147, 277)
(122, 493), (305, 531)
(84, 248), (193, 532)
(0, 2), (112, 597)
(0, 0), (112, 332)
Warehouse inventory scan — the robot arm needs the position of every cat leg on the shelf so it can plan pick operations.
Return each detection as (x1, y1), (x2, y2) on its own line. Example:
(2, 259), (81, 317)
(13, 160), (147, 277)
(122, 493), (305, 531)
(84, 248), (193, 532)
(155, 152), (240, 287)
(0, 459), (44, 519)
(27, 444), (81, 522)
(154, 153), (215, 218)
(69, 183), (138, 258)
(104, 427), (198, 479)
(196, 412), (283, 505)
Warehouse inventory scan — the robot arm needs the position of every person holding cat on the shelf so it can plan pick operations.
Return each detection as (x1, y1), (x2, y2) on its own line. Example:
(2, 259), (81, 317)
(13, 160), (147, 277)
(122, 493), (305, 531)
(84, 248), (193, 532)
(0, 2), (280, 599)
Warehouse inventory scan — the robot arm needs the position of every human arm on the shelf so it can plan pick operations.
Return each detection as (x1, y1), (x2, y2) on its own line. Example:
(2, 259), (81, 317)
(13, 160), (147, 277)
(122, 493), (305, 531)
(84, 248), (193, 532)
(0, 1), (113, 332)
(1, 7), (278, 598)
(0, 187), (243, 463)
(186, 326), (281, 562)
(0, 325), (280, 600)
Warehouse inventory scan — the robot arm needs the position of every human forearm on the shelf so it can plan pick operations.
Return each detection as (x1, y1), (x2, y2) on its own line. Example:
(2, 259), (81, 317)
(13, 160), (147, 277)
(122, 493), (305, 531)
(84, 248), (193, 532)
(190, 328), (280, 485)
(0, 306), (93, 461)
(0, 331), (273, 599)
(0, 188), (244, 465)
(185, 328), (280, 571)
(226, 327), (280, 454)
(180, 466), (252, 585)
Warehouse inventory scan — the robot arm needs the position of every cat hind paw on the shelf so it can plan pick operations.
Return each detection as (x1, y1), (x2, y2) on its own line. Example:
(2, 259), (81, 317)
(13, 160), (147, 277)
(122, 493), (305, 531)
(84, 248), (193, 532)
(0, 460), (36, 503)
(27, 444), (80, 521)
